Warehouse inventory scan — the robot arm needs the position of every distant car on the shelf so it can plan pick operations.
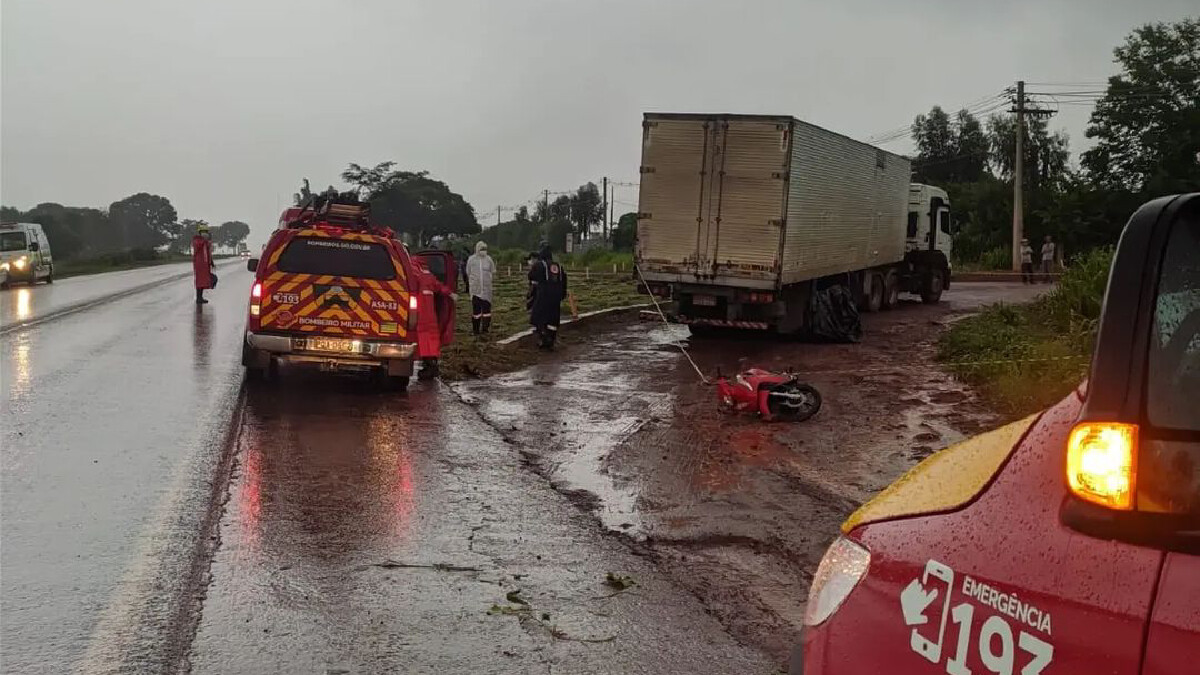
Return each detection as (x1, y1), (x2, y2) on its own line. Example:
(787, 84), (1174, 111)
(241, 199), (453, 389)
(792, 194), (1199, 674)
(0, 222), (54, 287)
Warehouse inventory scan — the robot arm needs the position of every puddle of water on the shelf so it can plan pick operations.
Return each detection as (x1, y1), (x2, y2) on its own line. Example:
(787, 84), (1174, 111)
(554, 412), (650, 535)
(460, 356), (675, 539)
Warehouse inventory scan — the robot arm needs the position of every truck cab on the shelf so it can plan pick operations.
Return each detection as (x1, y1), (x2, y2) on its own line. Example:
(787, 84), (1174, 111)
(906, 184), (953, 264)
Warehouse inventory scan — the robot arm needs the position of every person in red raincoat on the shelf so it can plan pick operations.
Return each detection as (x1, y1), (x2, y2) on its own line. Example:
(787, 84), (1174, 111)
(192, 223), (216, 304)
(414, 263), (455, 380)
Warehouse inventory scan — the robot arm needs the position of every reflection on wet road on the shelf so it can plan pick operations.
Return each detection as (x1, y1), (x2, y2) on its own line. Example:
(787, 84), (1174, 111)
(0, 260), (239, 330)
(0, 266), (251, 674)
(190, 376), (773, 674)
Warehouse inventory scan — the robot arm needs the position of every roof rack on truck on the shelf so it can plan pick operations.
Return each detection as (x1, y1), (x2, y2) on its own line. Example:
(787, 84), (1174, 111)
(279, 179), (396, 238)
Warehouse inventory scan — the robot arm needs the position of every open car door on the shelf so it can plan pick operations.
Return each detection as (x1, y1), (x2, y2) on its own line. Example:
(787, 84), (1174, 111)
(415, 251), (457, 346)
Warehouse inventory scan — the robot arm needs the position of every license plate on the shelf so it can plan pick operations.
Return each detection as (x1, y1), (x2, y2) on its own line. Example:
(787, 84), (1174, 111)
(306, 337), (359, 353)
(692, 294), (718, 307)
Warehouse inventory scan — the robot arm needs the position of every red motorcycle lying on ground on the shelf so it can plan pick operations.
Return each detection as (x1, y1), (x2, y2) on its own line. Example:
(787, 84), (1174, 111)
(715, 368), (822, 422)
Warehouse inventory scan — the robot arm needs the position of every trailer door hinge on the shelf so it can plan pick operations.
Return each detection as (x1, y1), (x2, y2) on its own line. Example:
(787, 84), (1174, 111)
(640, 166), (656, 174)
(638, 212), (652, 220)
(769, 219), (785, 227)
(771, 171), (790, 180)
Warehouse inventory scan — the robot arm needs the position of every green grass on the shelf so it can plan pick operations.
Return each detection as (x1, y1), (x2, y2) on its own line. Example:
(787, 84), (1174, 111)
(54, 254), (194, 279)
(938, 248), (1114, 418)
(440, 273), (644, 380)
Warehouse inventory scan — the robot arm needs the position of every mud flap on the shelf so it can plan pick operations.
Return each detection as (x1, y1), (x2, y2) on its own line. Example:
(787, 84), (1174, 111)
(386, 358), (414, 377)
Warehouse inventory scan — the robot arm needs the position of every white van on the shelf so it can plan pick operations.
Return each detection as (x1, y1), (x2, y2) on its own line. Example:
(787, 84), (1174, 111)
(0, 222), (54, 287)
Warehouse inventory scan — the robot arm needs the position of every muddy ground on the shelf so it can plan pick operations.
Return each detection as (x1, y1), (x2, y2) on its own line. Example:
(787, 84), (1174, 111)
(455, 282), (1046, 662)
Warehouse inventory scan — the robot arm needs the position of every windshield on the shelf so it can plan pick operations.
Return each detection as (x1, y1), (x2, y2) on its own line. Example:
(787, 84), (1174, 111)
(275, 236), (398, 280)
(0, 231), (28, 252)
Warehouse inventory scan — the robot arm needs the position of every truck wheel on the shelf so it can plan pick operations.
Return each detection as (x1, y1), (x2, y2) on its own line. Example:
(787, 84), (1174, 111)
(921, 271), (945, 304)
(44, 266), (54, 284)
(688, 324), (718, 338)
(865, 274), (884, 313)
(881, 271), (899, 309)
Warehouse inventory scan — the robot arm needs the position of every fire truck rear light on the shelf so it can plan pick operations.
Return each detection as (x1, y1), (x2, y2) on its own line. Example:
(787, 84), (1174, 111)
(252, 282), (262, 299)
(250, 304), (260, 316)
(1067, 422), (1137, 510)
(409, 294), (418, 311)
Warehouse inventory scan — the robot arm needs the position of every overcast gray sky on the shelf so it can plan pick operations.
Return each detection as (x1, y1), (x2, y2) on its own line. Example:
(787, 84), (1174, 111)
(2, 0), (1195, 247)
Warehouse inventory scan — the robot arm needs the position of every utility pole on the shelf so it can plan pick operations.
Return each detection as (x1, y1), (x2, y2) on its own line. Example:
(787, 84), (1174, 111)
(602, 176), (608, 240)
(543, 189), (550, 241)
(1010, 80), (1026, 271)
(496, 205), (501, 228)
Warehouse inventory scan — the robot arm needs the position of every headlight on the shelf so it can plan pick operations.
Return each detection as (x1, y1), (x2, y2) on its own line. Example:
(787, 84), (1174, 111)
(13, 257), (26, 269)
(804, 536), (871, 627)
(0, 262), (9, 271)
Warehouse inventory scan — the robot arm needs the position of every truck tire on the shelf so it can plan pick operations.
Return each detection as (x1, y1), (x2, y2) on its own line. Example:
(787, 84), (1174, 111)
(865, 274), (884, 313)
(688, 324), (719, 338)
(881, 271), (899, 309)
(921, 271), (944, 304)
(242, 341), (276, 382)
(45, 266), (54, 284)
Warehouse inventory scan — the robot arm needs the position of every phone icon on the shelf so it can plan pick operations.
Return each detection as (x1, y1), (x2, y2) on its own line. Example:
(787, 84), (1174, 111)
(910, 559), (954, 663)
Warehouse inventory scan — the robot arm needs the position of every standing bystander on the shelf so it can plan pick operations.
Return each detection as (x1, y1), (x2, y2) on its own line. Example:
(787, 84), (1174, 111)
(466, 241), (496, 335)
(1020, 238), (1034, 284)
(1041, 235), (1057, 283)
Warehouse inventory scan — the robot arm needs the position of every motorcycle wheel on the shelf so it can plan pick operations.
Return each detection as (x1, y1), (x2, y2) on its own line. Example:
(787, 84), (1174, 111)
(766, 382), (822, 422)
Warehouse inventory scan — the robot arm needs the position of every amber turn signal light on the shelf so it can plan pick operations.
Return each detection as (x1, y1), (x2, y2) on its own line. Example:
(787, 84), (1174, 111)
(1066, 422), (1137, 510)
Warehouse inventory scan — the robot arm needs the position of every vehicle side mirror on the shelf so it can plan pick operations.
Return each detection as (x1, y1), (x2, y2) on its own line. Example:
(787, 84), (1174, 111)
(247, 258), (258, 272)
(28, 242), (39, 251)
(1061, 193), (1200, 554)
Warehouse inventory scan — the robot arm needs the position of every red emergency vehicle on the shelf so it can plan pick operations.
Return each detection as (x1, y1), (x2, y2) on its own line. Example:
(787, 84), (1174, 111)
(792, 194), (1199, 674)
(242, 192), (456, 388)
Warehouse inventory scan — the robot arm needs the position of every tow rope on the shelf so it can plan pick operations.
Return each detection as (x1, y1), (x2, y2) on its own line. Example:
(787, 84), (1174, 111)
(634, 264), (711, 385)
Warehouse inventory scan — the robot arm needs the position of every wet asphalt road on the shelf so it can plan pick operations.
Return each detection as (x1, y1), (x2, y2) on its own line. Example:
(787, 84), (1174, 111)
(0, 261), (242, 332)
(1, 272), (1045, 673)
(1, 265), (250, 674)
(189, 378), (772, 674)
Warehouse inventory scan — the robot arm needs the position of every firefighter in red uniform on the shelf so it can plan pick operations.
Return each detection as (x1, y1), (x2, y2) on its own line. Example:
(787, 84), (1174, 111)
(414, 262), (455, 380)
(192, 223), (216, 304)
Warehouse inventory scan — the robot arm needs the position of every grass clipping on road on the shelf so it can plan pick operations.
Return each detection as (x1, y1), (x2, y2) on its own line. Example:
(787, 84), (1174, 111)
(440, 271), (644, 380)
(938, 248), (1113, 418)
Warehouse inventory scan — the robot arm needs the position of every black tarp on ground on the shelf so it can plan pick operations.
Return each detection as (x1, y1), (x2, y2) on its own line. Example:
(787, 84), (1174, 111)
(805, 285), (862, 343)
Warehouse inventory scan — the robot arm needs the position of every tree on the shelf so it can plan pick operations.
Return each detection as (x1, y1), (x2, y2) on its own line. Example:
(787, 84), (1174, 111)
(612, 212), (637, 252)
(952, 110), (989, 183)
(911, 107), (988, 184)
(341, 162), (480, 245)
(911, 106), (955, 183)
(986, 114), (1070, 190)
(109, 193), (178, 249)
(214, 221), (251, 250)
(1082, 18), (1200, 194)
(569, 182), (603, 239)
(23, 203), (115, 260)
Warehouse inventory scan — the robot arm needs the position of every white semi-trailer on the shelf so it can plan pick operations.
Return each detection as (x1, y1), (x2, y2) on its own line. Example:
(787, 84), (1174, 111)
(635, 113), (953, 334)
